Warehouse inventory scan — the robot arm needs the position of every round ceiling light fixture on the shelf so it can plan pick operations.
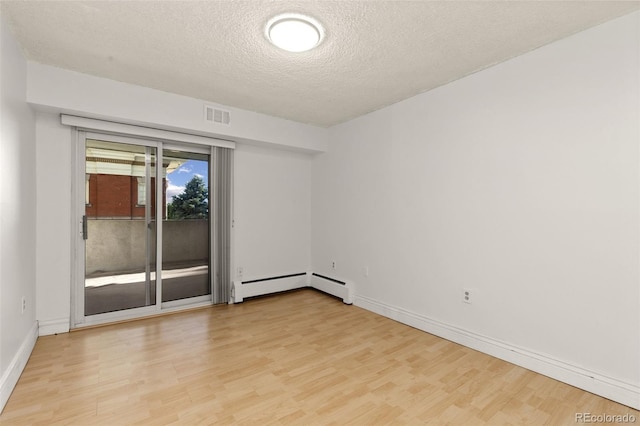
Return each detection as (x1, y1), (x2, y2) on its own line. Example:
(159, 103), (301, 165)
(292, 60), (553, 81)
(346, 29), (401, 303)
(267, 14), (324, 53)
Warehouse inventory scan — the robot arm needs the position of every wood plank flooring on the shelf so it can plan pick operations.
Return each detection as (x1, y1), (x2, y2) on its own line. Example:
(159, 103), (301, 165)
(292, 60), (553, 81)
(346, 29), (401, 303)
(1, 289), (637, 425)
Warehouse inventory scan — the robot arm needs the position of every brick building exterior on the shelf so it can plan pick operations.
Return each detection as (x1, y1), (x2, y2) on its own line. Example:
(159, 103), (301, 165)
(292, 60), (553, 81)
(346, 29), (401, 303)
(85, 174), (166, 219)
(85, 141), (184, 219)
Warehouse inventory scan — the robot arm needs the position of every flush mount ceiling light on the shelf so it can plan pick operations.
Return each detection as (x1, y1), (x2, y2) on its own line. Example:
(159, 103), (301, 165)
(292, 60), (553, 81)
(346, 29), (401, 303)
(267, 14), (324, 53)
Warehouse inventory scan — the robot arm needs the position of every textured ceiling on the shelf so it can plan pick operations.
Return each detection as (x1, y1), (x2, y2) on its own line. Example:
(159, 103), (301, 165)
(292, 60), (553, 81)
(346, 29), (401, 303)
(2, 1), (639, 127)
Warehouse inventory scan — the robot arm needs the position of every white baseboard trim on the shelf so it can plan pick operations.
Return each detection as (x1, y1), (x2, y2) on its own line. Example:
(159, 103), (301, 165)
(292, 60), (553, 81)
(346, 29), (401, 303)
(231, 274), (308, 303)
(0, 321), (38, 414)
(231, 272), (354, 304)
(309, 273), (354, 304)
(355, 295), (640, 410)
(38, 317), (70, 336)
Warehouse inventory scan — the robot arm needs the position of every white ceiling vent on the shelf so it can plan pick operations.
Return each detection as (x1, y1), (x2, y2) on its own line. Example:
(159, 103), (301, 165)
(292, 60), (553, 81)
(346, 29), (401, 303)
(204, 105), (231, 125)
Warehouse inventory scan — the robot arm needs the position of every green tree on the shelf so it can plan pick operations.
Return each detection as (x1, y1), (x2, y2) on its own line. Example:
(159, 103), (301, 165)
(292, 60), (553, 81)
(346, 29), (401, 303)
(167, 175), (208, 219)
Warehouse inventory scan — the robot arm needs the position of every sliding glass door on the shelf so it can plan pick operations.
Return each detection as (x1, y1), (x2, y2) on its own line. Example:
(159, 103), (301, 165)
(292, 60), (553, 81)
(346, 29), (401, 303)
(76, 132), (231, 325)
(161, 148), (211, 304)
(84, 139), (158, 316)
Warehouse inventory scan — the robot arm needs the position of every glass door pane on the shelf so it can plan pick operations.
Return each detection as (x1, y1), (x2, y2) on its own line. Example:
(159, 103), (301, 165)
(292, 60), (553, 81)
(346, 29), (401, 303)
(162, 149), (211, 302)
(84, 139), (157, 315)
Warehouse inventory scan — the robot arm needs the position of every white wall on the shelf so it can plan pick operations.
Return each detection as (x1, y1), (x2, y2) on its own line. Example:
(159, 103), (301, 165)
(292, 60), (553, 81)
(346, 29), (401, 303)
(234, 144), (311, 280)
(0, 16), (37, 411)
(312, 11), (640, 407)
(26, 61), (320, 328)
(34, 113), (72, 334)
(33, 118), (314, 332)
(27, 63), (327, 153)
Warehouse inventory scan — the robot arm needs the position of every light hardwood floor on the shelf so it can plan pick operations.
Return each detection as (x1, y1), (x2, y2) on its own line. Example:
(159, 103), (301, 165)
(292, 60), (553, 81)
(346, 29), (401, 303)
(1, 289), (637, 425)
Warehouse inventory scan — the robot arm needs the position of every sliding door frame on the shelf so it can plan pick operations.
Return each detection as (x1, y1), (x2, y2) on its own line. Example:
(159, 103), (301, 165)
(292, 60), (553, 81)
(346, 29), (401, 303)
(71, 130), (232, 329)
(72, 131), (163, 327)
(160, 143), (214, 309)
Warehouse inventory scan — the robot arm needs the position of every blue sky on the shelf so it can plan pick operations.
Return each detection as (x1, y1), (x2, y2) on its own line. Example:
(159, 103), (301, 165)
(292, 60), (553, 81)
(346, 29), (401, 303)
(166, 160), (208, 202)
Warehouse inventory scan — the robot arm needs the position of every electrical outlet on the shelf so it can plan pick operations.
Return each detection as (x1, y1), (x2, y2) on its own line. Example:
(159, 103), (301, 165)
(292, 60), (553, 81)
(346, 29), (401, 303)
(21, 296), (26, 314)
(462, 288), (472, 304)
(237, 266), (243, 279)
(331, 260), (337, 270)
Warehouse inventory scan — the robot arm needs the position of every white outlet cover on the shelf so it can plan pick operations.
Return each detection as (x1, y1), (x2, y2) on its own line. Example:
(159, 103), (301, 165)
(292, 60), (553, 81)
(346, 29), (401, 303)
(463, 289), (472, 304)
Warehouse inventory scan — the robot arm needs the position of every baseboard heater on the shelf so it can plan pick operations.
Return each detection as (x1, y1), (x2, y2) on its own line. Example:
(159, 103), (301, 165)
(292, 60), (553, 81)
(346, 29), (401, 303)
(231, 272), (354, 304)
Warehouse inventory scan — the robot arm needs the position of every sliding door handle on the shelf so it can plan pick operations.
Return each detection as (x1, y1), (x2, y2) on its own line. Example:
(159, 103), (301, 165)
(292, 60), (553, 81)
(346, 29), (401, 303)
(82, 215), (88, 240)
